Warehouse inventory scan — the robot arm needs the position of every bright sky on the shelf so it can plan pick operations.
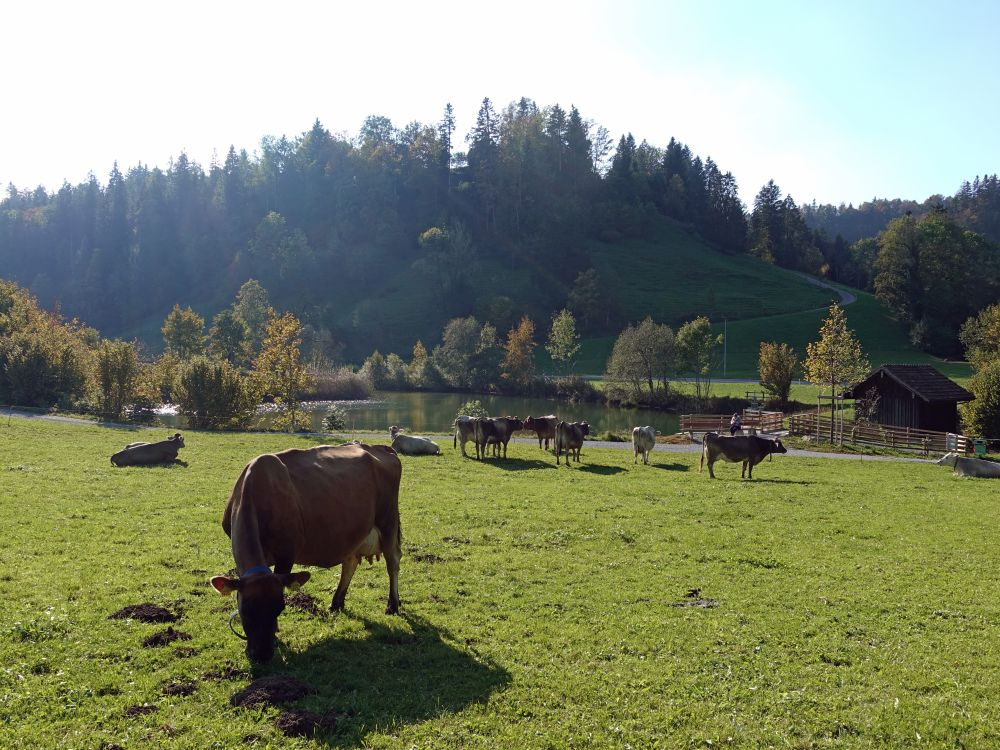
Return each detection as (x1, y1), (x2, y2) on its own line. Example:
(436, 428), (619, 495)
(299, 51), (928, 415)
(3, 0), (997, 208)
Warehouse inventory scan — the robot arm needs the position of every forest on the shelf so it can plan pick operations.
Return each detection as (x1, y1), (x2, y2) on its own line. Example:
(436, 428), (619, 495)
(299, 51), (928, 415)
(1, 96), (999, 361)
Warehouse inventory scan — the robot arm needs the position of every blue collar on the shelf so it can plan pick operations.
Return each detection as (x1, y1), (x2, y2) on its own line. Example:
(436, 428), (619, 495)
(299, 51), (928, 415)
(241, 565), (272, 578)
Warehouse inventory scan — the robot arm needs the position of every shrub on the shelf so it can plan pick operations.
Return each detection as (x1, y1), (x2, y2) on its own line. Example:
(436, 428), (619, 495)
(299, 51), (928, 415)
(455, 399), (489, 421)
(93, 339), (140, 422)
(961, 358), (1000, 441)
(174, 357), (259, 429)
(323, 404), (349, 432)
(304, 367), (372, 400)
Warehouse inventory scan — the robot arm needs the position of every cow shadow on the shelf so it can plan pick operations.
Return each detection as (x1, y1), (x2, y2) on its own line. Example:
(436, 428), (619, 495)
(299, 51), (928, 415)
(650, 463), (689, 472)
(259, 612), (510, 747)
(477, 457), (555, 471)
(741, 478), (813, 485)
(576, 464), (626, 475)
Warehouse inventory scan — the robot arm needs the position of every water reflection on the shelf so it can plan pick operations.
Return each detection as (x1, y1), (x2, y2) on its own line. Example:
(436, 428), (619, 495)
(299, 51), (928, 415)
(159, 391), (680, 436)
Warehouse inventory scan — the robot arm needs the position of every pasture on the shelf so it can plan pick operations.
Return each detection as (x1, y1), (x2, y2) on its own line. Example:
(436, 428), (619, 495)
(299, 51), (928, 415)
(2, 418), (999, 749)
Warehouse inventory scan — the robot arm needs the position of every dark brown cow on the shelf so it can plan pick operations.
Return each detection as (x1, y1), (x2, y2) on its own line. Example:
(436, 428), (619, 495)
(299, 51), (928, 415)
(210, 442), (402, 663)
(473, 416), (523, 459)
(110, 433), (184, 466)
(555, 421), (590, 465)
(700, 432), (787, 479)
(524, 415), (559, 450)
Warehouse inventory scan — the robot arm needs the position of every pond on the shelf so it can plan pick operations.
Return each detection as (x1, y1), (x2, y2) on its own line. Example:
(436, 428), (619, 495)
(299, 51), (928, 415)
(159, 391), (680, 436)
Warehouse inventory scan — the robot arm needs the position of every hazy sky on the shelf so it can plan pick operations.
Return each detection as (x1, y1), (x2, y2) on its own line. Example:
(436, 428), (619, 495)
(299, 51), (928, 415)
(2, 0), (997, 207)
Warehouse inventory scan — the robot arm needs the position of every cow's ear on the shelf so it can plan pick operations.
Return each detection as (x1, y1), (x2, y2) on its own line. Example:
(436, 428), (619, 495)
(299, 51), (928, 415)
(279, 571), (311, 591)
(210, 576), (240, 596)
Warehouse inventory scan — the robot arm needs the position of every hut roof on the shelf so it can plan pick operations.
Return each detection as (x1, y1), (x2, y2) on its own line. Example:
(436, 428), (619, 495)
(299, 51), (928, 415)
(847, 364), (974, 403)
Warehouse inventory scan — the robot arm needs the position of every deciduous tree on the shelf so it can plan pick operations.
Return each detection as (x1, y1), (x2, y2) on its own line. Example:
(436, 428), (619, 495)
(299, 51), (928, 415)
(94, 339), (140, 421)
(254, 312), (311, 432)
(803, 304), (869, 442)
(501, 316), (536, 387)
(161, 305), (205, 360)
(758, 341), (797, 410)
(546, 309), (581, 375)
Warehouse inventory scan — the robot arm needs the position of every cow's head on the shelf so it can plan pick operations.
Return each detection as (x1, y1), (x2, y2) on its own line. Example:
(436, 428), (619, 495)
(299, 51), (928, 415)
(524, 416), (536, 431)
(170, 433), (184, 447)
(936, 452), (960, 467)
(771, 439), (787, 455)
(580, 421), (590, 437)
(508, 416), (524, 431)
(210, 569), (310, 663)
(389, 425), (404, 439)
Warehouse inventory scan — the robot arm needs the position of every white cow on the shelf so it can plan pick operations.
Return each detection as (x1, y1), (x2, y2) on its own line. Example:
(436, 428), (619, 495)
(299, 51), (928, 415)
(389, 426), (441, 456)
(632, 426), (656, 465)
(936, 452), (1000, 478)
(453, 415), (477, 457)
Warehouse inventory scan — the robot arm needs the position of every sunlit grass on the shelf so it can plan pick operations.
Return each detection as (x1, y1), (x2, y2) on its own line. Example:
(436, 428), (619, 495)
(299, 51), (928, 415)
(2, 417), (998, 749)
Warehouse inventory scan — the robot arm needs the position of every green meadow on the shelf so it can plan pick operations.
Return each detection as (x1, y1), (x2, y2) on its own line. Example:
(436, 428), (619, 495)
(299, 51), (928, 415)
(2, 418), (999, 749)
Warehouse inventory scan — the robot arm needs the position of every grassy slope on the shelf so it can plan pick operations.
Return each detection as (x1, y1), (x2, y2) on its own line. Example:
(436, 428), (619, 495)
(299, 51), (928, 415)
(3, 418), (999, 749)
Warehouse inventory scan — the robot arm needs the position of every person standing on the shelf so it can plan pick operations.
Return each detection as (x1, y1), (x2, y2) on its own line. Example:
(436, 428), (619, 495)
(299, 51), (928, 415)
(729, 412), (742, 436)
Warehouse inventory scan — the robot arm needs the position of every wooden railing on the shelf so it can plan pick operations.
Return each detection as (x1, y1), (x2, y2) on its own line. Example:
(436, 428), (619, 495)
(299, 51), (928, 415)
(788, 412), (971, 454)
(680, 410), (784, 434)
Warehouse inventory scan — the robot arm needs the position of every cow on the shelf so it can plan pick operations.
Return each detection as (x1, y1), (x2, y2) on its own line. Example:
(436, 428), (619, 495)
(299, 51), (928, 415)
(110, 433), (184, 467)
(555, 421), (590, 465)
(210, 442), (402, 663)
(473, 416), (523, 459)
(524, 415), (559, 450)
(632, 425), (656, 465)
(936, 452), (1000, 478)
(700, 432), (787, 479)
(453, 415), (477, 457)
(389, 427), (441, 456)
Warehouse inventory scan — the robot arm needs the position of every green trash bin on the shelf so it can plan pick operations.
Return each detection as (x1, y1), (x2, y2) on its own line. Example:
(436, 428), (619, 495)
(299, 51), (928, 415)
(974, 439), (987, 456)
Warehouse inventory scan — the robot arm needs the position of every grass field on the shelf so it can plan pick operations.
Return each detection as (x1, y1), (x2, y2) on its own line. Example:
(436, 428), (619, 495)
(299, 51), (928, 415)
(4, 418), (999, 749)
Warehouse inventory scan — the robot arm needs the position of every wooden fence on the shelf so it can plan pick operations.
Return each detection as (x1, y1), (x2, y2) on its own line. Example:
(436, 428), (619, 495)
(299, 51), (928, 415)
(680, 410), (784, 434)
(788, 412), (971, 454)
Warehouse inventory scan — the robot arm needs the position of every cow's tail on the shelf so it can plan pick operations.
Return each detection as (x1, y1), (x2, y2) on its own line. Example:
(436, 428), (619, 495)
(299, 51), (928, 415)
(453, 429), (457, 449)
(699, 442), (705, 472)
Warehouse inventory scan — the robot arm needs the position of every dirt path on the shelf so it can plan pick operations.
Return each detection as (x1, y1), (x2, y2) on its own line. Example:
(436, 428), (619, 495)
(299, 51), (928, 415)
(791, 271), (857, 306)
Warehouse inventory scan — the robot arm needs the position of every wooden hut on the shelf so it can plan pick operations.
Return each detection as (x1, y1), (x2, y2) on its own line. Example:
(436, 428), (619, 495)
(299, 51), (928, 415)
(846, 364), (973, 434)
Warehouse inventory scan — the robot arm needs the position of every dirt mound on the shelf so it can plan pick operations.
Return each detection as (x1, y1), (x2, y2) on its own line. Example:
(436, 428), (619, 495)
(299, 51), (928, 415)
(413, 553), (445, 563)
(670, 587), (719, 608)
(173, 646), (198, 658)
(142, 627), (192, 648)
(230, 676), (316, 709)
(109, 603), (178, 623)
(202, 666), (247, 682)
(275, 709), (338, 737)
(285, 592), (323, 616)
(123, 704), (158, 717)
(162, 680), (197, 697)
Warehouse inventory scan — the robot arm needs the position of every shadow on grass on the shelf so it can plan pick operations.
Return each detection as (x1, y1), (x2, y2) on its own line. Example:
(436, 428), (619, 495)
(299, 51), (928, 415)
(260, 612), (510, 747)
(743, 478), (814, 485)
(576, 464), (626, 475)
(477, 458), (556, 471)
(650, 463), (689, 472)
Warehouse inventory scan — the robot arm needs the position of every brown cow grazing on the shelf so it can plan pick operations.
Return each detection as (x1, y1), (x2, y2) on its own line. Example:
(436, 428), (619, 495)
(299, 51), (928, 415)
(700, 432), (787, 479)
(473, 416), (524, 459)
(111, 433), (184, 466)
(555, 421), (590, 465)
(210, 442), (402, 663)
(524, 415), (559, 450)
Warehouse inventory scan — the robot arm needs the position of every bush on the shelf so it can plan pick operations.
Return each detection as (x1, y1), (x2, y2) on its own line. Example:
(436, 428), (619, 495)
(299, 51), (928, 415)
(962, 358), (1000, 440)
(455, 399), (489, 421)
(174, 357), (259, 429)
(304, 367), (372, 400)
(323, 404), (349, 432)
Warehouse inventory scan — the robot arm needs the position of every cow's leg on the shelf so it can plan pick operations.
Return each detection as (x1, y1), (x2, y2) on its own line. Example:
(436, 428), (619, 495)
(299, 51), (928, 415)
(383, 539), (401, 615)
(707, 457), (716, 479)
(331, 556), (360, 612)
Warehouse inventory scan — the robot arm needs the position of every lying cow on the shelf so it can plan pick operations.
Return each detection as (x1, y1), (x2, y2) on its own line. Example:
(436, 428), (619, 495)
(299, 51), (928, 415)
(555, 420), (590, 465)
(700, 432), (786, 479)
(474, 416), (523, 459)
(936, 452), (1000, 478)
(210, 442), (402, 663)
(524, 415), (559, 450)
(454, 415), (476, 457)
(390, 427), (441, 456)
(110, 433), (184, 467)
(632, 425), (656, 465)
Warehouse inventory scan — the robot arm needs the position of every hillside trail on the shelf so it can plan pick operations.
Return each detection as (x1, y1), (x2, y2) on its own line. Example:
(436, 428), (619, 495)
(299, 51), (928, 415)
(6, 411), (932, 464)
(789, 271), (857, 306)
